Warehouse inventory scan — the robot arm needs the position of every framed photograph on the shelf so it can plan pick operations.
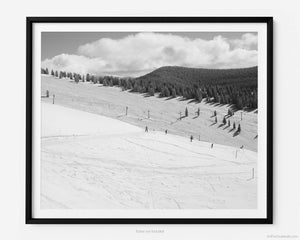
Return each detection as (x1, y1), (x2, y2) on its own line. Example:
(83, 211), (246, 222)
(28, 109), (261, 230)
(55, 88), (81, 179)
(26, 17), (273, 224)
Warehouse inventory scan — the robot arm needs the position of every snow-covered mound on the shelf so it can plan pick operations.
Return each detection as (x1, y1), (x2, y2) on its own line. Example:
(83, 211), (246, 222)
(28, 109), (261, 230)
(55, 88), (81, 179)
(41, 103), (257, 209)
(42, 103), (142, 137)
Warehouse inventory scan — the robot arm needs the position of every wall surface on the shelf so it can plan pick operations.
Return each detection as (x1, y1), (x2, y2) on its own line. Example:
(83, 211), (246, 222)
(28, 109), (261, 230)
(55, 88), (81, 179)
(0, 0), (299, 239)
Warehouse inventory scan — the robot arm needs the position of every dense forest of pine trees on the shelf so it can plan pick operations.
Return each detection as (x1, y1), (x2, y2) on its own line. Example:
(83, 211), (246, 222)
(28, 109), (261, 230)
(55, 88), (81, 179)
(41, 65), (258, 110)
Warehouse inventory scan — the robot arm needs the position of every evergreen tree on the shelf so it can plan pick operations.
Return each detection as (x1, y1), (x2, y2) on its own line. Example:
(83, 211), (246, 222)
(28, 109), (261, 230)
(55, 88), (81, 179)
(199, 90), (203, 102)
(233, 122), (236, 129)
(109, 78), (113, 86)
(51, 69), (54, 76)
(133, 82), (139, 92)
(75, 74), (79, 84)
(228, 120), (231, 127)
(238, 124), (241, 132)
(149, 88), (155, 96)
(171, 88), (176, 98)
(223, 116), (227, 125)
(185, 107), (188, 117)
(164, 87), (170, 97)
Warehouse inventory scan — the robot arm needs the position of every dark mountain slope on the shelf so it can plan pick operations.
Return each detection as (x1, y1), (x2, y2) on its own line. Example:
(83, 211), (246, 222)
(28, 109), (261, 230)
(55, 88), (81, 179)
(136, 66), (257, 87)
(130, 66), (258, 109)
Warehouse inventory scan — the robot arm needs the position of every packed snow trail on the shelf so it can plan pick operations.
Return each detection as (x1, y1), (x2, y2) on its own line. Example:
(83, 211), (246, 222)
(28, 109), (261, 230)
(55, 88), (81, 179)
(41, 103), (257, 209)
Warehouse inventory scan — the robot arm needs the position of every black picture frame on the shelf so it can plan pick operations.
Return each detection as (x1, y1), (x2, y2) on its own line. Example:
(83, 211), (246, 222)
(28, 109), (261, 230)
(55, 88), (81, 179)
(26, 16), (273, 224)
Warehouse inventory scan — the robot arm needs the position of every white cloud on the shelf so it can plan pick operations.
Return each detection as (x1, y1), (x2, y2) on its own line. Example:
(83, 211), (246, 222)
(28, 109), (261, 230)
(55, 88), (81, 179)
(230, 33), (258, 50)
(42, 54), (107, 74)
(42, 32), (258, 77)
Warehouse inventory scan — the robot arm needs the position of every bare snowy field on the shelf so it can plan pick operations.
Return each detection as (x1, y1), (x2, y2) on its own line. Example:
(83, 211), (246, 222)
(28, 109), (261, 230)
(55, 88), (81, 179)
(41, 75), (258, 152)
(41, 103), (257, 209)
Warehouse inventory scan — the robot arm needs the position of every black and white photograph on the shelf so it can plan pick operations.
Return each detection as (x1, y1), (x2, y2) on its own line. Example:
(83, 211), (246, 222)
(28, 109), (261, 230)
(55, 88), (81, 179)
(5, 0), (300, 237)
(26, 17), (272, 223)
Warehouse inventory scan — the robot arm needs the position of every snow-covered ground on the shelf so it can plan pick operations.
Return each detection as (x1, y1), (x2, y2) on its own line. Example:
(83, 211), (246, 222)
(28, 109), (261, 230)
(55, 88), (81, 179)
(42, 75), (258, 152)
(42, 103), (141, 137)
(41, 103), (257, 209)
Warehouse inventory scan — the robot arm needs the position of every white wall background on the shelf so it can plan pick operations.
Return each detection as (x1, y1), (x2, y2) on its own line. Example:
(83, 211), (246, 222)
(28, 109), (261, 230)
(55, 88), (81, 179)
(0, 0), (299, 239)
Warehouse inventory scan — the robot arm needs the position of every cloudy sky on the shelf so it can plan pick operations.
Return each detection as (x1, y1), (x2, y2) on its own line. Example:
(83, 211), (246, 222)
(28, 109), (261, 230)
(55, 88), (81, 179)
(41, 32), (258, 77)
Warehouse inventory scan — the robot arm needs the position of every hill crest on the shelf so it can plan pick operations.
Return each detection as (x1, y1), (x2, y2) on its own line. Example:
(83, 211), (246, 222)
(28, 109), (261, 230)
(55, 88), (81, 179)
(136, 66), (258, 86)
